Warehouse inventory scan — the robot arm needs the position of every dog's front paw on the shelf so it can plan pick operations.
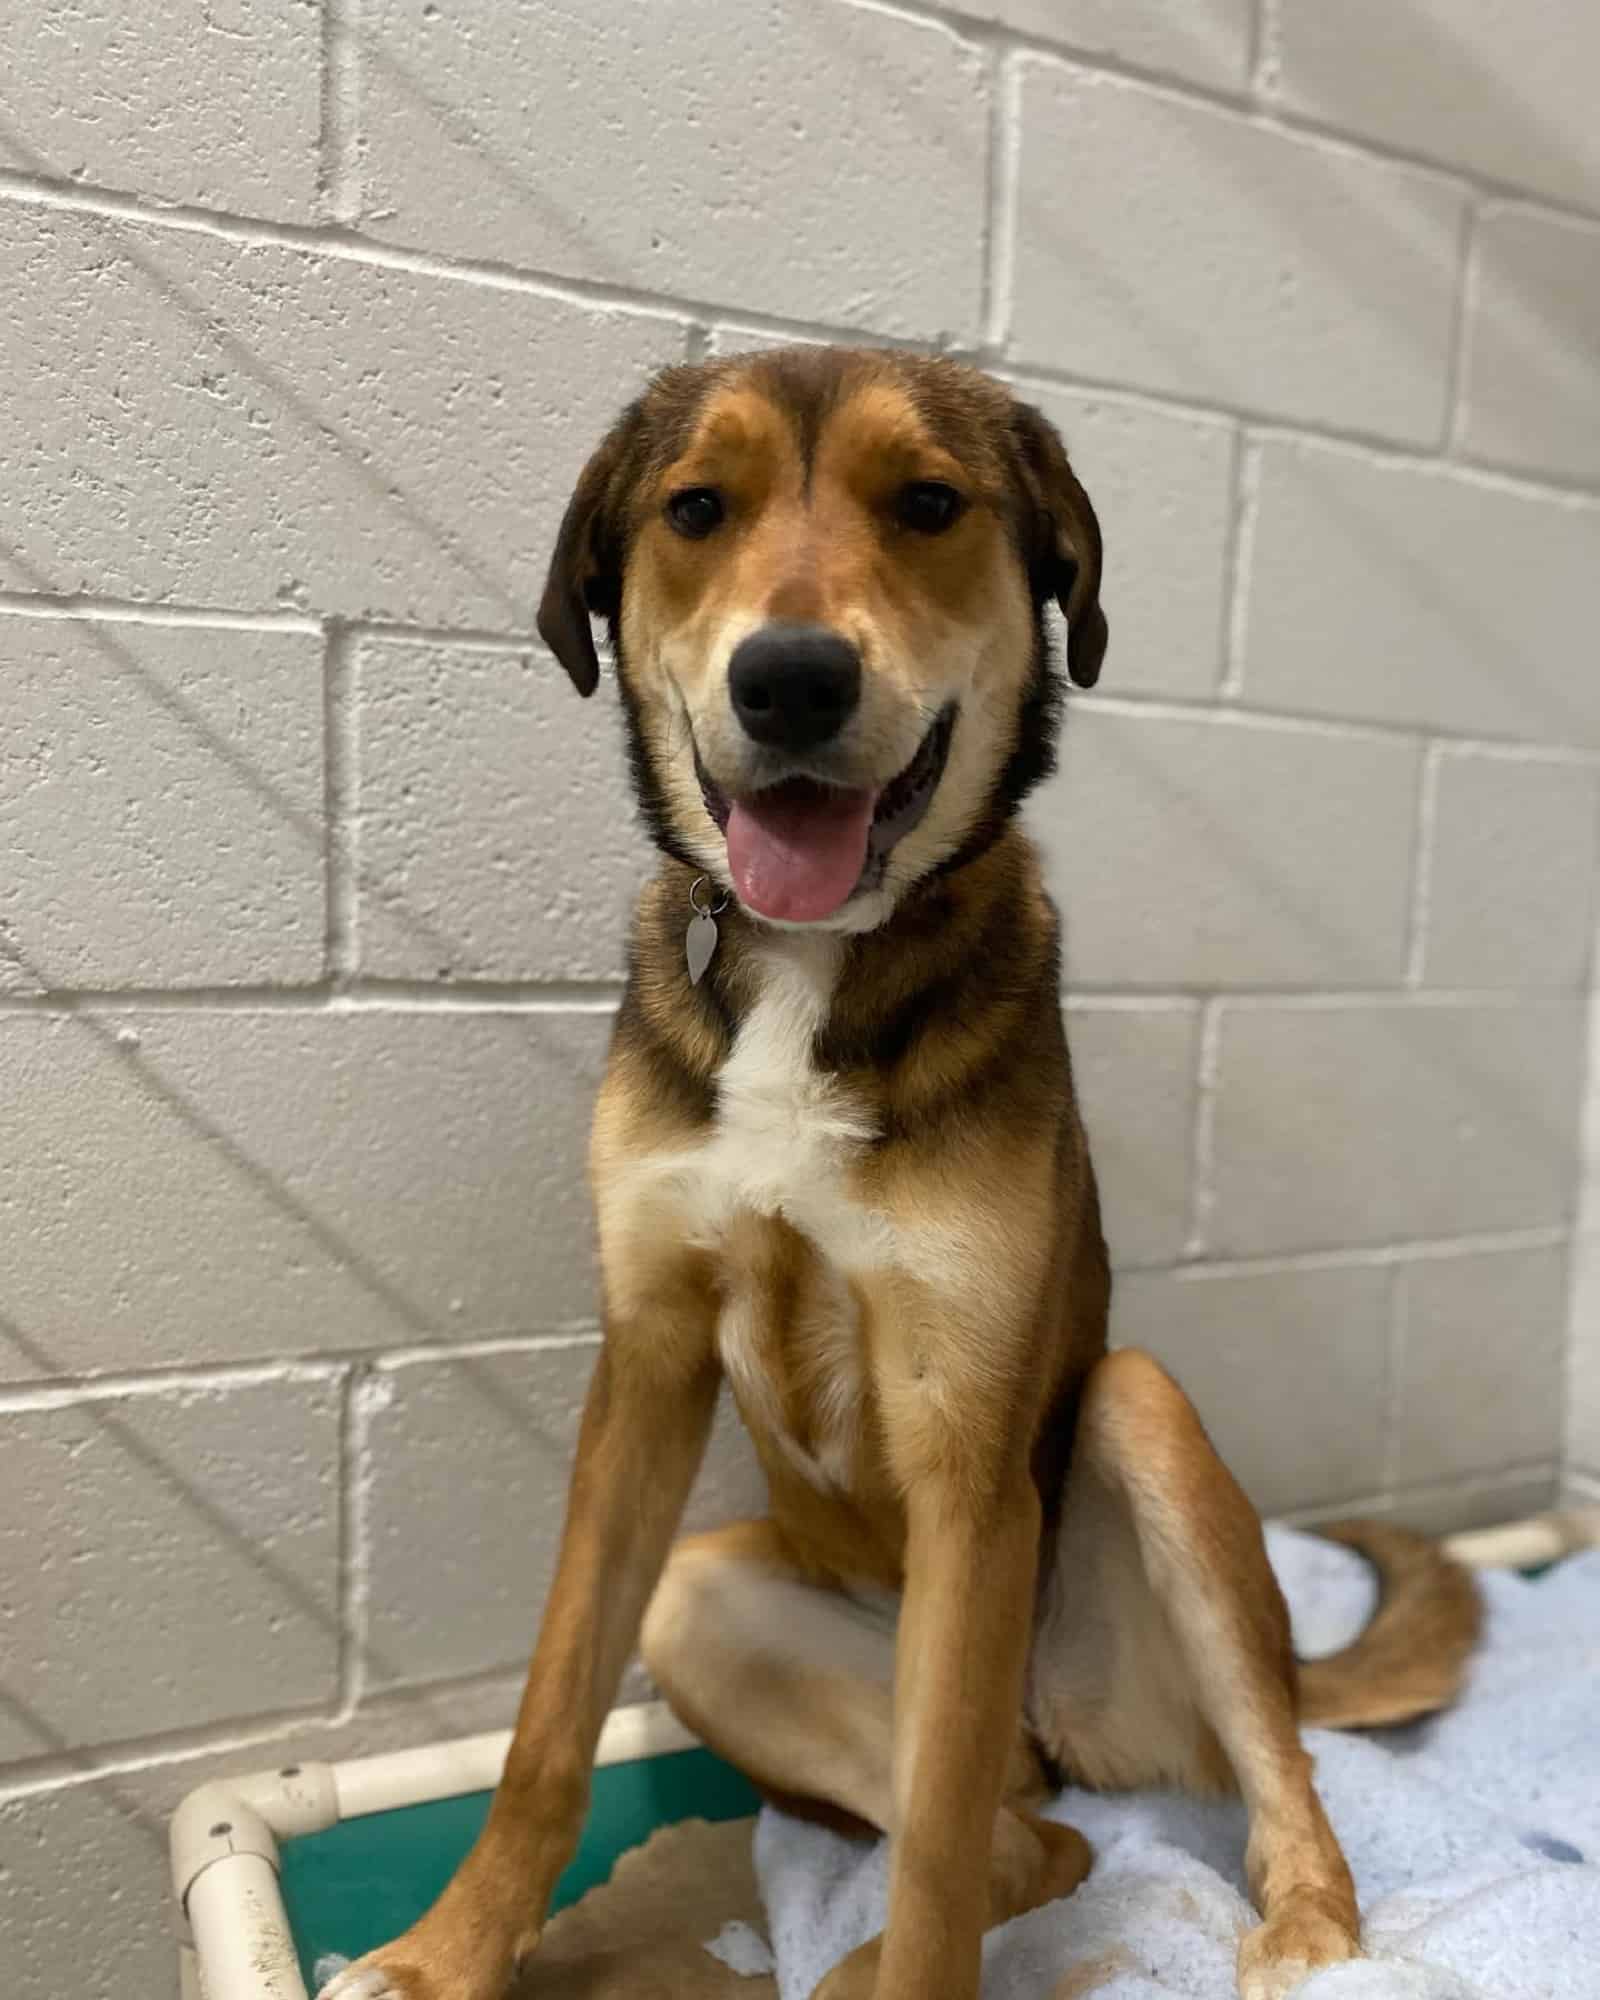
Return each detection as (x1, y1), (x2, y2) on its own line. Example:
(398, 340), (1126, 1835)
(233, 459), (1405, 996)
(318, 1966), (410, 2000)
(317, 1917), (519, 2000)
(1236, 1896), (1359, 2000)
(318, 1960), (413, 2000)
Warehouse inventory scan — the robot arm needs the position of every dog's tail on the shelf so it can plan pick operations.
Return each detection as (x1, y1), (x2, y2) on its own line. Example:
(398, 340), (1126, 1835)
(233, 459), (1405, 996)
(1294, 1520), (1483, 1730)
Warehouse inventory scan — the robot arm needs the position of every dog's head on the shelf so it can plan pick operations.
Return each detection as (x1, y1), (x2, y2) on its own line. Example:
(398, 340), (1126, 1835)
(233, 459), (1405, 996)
(539, 347), (1105, 930)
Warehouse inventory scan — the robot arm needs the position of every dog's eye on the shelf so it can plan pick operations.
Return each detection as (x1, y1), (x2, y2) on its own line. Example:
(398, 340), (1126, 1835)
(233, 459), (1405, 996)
(666, 487), (725, 539)
(895, 481), (966, 535)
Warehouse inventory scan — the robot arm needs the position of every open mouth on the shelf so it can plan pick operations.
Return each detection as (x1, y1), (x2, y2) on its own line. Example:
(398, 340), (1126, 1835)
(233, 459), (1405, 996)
(696, 706), (956, 923)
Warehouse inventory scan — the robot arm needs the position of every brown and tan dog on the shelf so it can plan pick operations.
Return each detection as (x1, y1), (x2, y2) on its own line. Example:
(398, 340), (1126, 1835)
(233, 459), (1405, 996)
(323, 348), (1480, 2000)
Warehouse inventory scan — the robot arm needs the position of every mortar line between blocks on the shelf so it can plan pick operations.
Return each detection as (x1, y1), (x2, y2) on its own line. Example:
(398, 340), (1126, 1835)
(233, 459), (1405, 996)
(335, 1363), (376, 1718)
(0, 594), (544, 651)
(1152, 1224), (1573, 1283)
(1217, 429), (1259, 700)
(1063, 995), (1199, 1016)
(338, 979), (625, 1012)
(319, 0), (364, 226)
(980, 44), (1022, 353)
(351, 621), (540, 653)
(0, 1360), (346, 1417)
(1181, 999), (1223, 1259)
(0, 1325), (608, 1407)
(0, 980), (627, 1015)
(0, 1701), (350, 1807)
(1072, 690), (1600, 759)
(1581, 840), (1600, 998)
(324, 621), (358, 985)
(1076, 988), (1575, 1006)
(1442, 200), (1481, 452)
(0, 591), (321, 633)
(375, 1328), (603, 1369)
(1403, 740), (1445, 987)
(0, 980), (1581, 1018)
(1248, 0), (1276, 100)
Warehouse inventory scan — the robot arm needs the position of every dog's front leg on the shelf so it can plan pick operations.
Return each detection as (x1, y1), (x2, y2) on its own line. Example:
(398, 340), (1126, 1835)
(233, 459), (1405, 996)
(321, 1335), (719, 2000)
(884, 1473), (1041, 1997)
(816, 1348), (1042, 2000)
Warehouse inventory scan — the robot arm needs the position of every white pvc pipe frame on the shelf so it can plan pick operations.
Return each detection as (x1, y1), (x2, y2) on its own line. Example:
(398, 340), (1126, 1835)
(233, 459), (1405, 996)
(172, 1506), (1600, 2000)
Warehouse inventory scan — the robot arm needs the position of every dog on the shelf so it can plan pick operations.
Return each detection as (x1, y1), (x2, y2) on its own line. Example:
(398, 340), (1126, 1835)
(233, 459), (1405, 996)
(323, 346), (1480, 2000)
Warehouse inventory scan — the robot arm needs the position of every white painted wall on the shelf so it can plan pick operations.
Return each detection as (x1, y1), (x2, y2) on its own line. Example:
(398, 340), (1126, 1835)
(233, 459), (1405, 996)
(3, 4), (1600, 1989)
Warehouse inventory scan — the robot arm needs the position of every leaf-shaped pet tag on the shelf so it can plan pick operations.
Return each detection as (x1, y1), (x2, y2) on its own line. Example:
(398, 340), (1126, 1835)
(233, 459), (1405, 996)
(686, 910), (719, 986)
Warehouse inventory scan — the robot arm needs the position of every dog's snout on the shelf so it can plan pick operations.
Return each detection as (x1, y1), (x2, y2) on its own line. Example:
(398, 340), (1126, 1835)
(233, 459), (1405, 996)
(728, 624), (861, 753)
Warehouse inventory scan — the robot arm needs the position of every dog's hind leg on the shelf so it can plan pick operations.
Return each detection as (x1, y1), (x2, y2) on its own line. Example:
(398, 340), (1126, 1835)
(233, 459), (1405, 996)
(642, 1519), (1091, 1981)
(1028, 1349), (1360, 2000)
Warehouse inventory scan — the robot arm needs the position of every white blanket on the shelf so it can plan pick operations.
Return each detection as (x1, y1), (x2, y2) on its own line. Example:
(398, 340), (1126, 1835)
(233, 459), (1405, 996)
(752, 1529), (1600, 1999)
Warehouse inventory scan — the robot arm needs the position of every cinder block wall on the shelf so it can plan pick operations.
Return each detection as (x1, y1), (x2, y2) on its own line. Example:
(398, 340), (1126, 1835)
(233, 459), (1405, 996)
(3, 3), (1599, 1990)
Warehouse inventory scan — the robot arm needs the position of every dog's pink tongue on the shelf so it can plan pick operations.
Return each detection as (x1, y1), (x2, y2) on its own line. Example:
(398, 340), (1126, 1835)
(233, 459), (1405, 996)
(725, 782), (876, 922)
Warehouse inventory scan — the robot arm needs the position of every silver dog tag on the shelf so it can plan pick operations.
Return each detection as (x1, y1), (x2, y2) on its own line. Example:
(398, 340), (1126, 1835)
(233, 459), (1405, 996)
(686, 909), (719, 986)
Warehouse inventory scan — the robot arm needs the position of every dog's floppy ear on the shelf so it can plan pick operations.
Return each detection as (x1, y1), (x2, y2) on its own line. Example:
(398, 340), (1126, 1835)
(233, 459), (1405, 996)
(537, 412), (638, 697)
(1007, 400), (1108, 689)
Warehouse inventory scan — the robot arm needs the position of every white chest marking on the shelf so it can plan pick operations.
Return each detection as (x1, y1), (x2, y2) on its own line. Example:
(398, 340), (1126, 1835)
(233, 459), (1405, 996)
(628, 934), (892, 1490)
(677, 934), (896, 1267)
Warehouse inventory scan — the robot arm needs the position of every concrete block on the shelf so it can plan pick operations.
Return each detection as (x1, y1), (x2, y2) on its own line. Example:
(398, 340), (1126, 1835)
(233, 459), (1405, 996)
(0, 1374), (340, 1763)
(1391, 1245), (1568, 1487)
(1420, 752), (1599, 989)
(1010, 64), (1464, 442)
(1269, 0), (1600, 215)
(1208, 1000), (1584, 1255)
(363, 1348), (765, 1689)
(358, 0), (987, 341)
(0, 203), (678, 623)
(0, 0), (319, 219)
(0, 1008), (609, 1382)
(361, 1342), (589, 1691)
(964, 0), (1252, 90)
(1066, 1004), (1198, 1267)
(0, 614), (322, 992)
(1021, 385), (1236, 698)
(1033, 707), (1419, 987)
(1112, 1263), (1390, 1515)
(1458, 206), (1600, 488)
(0, 1779), (178, 2000)
(354, 639), (652, 983)
(1240, 438), (1600, 744)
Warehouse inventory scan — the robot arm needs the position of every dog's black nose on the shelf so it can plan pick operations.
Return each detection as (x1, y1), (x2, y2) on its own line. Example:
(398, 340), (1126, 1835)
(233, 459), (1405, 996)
(728, 624), (861, 752)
